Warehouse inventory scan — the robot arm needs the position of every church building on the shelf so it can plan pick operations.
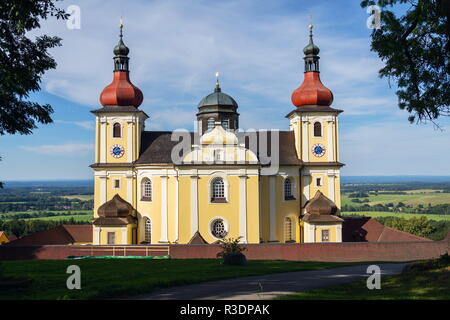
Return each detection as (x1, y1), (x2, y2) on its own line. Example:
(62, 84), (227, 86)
(91, 24), (345, 245)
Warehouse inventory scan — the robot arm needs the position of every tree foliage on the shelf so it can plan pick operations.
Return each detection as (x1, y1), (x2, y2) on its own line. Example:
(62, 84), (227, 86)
(376, 216), (436, 237)
(0, 0), (68, 136)
(361, 0), (450, 123)
(0, 218), (89, 239)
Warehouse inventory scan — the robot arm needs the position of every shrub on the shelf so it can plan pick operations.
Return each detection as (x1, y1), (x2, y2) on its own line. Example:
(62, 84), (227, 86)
(217, 237), (247, 266)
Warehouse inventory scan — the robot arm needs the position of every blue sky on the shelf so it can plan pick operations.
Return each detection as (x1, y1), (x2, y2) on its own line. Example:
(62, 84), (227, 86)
(1, 0), (450, 180)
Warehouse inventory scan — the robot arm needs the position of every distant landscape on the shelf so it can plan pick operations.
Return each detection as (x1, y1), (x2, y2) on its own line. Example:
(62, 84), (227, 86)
(1, 176), (449, 240)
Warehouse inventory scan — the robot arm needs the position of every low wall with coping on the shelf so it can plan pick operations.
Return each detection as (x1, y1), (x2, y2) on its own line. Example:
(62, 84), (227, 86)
(1, 235), (448, 262)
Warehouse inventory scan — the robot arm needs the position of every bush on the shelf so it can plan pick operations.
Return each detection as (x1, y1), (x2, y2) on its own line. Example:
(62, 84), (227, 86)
(217, 237), (247, 266)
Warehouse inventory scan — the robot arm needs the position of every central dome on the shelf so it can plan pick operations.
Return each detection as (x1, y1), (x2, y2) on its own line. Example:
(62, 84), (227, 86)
(198, 87), (238, 108)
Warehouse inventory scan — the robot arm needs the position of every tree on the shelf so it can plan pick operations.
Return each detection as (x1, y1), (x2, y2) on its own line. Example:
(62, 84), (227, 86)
(0, 0), (67, 186)
(361, 0), (450, 124)
(0, 0), (68, 135)
(385, 216), (436, 237)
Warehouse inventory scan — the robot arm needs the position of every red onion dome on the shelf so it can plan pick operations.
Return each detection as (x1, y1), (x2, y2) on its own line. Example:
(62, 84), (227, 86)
(100, 72), (143, 107)
(291, 72), (333, 107)
(291, 25), (333, 107)
(99, 24), (143, 108)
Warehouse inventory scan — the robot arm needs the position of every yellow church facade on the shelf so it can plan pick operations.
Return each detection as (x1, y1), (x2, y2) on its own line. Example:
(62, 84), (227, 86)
(91, 25), (344, 245)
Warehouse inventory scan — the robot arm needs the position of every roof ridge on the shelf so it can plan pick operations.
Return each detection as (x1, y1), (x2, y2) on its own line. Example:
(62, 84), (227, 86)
(376, 225), (386, 242)
(383, 225), (430, 241)
(59, 225), (77, 244)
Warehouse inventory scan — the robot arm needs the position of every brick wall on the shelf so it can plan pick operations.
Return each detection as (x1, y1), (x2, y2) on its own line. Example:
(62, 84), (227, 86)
(1, 234), (448, 262)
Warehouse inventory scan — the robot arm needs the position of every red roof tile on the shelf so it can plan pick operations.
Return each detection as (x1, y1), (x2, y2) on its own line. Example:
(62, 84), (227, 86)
(8, 225), (92, 245)
(343, 217), (431, 242)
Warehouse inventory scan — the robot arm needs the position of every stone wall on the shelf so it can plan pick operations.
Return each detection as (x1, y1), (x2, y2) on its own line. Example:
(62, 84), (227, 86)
(1, 233), (448, 262)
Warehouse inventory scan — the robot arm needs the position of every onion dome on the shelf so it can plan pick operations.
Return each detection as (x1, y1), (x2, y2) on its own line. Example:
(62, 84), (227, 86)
(97, 194), (134, 218)
(303, 191), (343, 223)
(198, 74), (238, 109)
(99, 23), (143, 108)
(291, 25), (334, 108)
(113, 38), (129, 56)
(303, 27), (320, 56)
(305, 191), (338, 215)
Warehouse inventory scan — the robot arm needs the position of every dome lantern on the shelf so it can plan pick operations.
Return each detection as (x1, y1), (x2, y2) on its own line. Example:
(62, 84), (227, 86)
(113, 22), (130, 71)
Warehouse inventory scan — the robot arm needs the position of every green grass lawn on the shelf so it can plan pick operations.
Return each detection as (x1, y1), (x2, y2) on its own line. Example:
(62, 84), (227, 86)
(341, 211), (450, 221)
(278, 256), (450, 300)
(342, 191), (450, 207)
(0, 259), (363, 300)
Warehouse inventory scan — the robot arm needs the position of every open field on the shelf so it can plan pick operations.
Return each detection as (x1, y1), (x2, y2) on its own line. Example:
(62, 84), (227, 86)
(278, 256), (450, 300)
(0, 259), (363, 300)
(342, 190), (450, 207)
(61, 195), (94, 201)
(0, 210), (93, 222)
(1, 210), (92, 216)
(341, 211), (450, 221)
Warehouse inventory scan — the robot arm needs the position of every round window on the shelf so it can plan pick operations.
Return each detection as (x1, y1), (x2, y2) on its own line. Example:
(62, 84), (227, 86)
(211, 219), (228, 239)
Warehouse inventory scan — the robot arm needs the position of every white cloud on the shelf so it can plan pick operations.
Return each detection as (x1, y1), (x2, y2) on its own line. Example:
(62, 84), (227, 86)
(55, 120), (95, 130)
(17, 0), (449, 176)
(34, 0), (388, 116)
(21, 143), (94, 156)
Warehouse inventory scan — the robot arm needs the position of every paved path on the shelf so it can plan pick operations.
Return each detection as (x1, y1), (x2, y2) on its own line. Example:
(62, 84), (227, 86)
(131, 263), (407, 300)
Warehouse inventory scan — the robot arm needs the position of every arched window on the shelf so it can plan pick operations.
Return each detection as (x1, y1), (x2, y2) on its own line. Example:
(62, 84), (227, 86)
(211, 219), (228, 239)
(221, 119), (229, 130)
(142, 179), (152, 201)
(284, 217), (294, 242)
(207, 118), (215, 130)
(211, 178), (225, 202)
(113, 123), (121, 138)
(313, 122), (322, 137)
(284, 178), (294, 200)
(144, 218), (151, 243)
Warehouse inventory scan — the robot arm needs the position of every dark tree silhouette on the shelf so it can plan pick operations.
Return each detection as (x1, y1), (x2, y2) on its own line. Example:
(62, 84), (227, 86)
(362, 0), (450, 124)
(0, 0), (68, 136)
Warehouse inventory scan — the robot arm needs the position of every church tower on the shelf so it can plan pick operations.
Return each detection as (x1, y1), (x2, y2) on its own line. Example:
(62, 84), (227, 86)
(91, 23), (148, 212)
(287, 25), (344, 211)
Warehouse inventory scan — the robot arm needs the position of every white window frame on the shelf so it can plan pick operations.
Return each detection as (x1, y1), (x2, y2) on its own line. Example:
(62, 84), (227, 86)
(144, 218), (152, 243)
(212, 178), (225, 200)
(209, 217), (229, 240)
(141, 178), (153, 201)
(208, 173), (229, 203)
